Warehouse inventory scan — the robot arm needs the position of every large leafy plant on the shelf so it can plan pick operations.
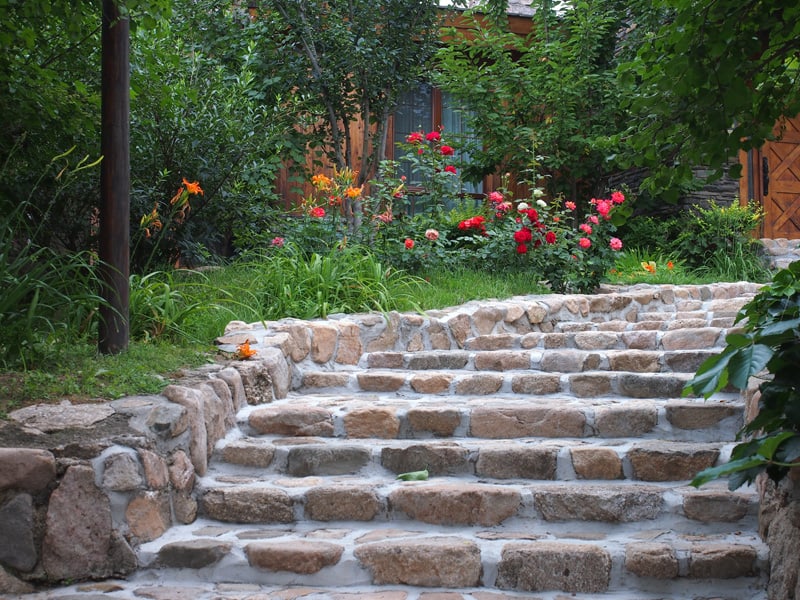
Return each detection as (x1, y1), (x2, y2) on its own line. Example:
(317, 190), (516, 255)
(685, 261), (800, 489)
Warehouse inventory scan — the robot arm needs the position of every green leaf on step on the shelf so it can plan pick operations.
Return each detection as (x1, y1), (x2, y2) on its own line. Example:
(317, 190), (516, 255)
(396, 469), (429, 481)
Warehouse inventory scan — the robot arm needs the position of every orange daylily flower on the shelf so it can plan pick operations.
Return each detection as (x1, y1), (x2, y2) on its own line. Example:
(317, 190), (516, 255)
(311, 173), (333, 190)
(641, 261), (657, 274)
(345, 185), (362, 199)
(182, 178), (204, 195)
(667, 261), (674, 270)
(235, 340), (257, 360)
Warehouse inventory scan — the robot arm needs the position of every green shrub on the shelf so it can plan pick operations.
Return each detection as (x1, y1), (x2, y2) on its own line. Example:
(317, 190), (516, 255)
(674, 201), (770, 281)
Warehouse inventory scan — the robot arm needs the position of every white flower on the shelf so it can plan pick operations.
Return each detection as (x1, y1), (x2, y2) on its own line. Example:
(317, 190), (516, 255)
(533, 188), (545, 198)
(517, 202), (530, 211)
(536, 199), (547, 208)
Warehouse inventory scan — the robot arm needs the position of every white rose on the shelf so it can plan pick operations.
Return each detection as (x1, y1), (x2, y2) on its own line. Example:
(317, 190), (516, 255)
(517, 202), (530, 211)
(536, 199), (547, 208)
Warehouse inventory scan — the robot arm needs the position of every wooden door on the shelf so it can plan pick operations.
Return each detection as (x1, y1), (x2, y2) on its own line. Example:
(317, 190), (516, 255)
(741, 115), (800, 239)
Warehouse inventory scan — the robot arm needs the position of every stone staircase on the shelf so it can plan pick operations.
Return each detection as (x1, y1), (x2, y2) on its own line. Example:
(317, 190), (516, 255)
(128, 283), (769, 599)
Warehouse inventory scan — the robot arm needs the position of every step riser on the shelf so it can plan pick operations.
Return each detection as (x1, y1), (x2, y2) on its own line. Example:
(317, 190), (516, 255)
(238, 401), (743, 443)
(138, 531), (768, 598)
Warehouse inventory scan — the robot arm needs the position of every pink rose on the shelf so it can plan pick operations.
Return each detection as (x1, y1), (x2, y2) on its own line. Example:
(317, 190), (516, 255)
(565, 201), (577, 211)
(425, 228), (439, 241)
(489, 191), (504, 203)
(271, 236), (285, 247)
(425, 131), (441, 142)
(579, 223), (592, 235)
(611, 191), (625, 204)
(404, 238), (415, 249)
(440, 145), (454, 156)
(310, 206), (326, 218)
(578, 237), (591, 249)
(609, 237), (623, 251)
(406, 131), (424, 144)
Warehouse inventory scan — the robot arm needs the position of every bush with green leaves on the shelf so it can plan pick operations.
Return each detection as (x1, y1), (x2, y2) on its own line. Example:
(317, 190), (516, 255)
(686, 261), (800, 489)
(674, 201), (770, 281)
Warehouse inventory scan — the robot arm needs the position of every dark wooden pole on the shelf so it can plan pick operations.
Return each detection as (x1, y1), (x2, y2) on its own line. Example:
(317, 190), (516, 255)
(98, 0), (130, 354)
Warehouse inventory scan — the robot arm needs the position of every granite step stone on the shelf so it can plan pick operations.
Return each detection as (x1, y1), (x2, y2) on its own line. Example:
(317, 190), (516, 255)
(231, 394), (743, 443)
(131, 518), (767, 597)
(212, 436), (734, 482)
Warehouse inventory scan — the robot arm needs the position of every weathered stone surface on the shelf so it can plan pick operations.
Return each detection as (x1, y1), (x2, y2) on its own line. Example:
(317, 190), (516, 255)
(381, 443), (470, 476)
(470, 406), (585, 438)
(302, 371), (351, 389)
(389, 484), (520, 526)
(510, 373), (561, 395)
(666, 402), (741, 430)
(355, 537), (480, 587)
(594, 403), (657, 437)
(260, 347), (292, 399)
(172, 492), (198, 525)
(138, 448), (169, 490)
(570, 447), (623, 480)
(574, 331), (619, 350)
(129, 585), (210, 600)
(473, 306), (504, 335)
(617, 373), (686, 398)
(144, 401), (189, 439)
(620, 330), (658, 351)
(206, 376), (236, 430)
(629, 442), (720, 481)
(310, 322), (338, 363)
(496, 541), (611, 593)
(287, 445), (370, 476)
(540, 350), (596, 373)
(454, 374), (503, 395)
(221, 440), (275, 467)
(126, 491), (171, 542)
(247, 540), (343, 574)
(0, 493), (37, 571)
(157, 538), (232, 568)
(661, 328), (723, 351)
(42, 465), (114, 580)
(475, 446), (557, 480)
(526, 304), (548, 325)
(0, 447), (56, 492)
(607, 350), (660, 372)
(410, 373), (454, 394)
(766, 500), (800, 600)
(366, 352), (404, 369)
(202, 487), (294, 523)
(663, 350), (715, 373)
(625, 542), (679, 578)
(465, 334), (518, 351)
(9, 402), (114, 433)
(232, 360), (274, 404)
(276, 322), (312, 361)
(688, 543), (758, 578)
(474, 351), (530, 371)
(0, 565), (34, 594)
(447, 313), (472, 348)
(162, 384), (208, 476)
(569, 373), (613, 397)
(169, 449), (196, 492)
(248, 405), (334, 437)
(533, 485), (663, 522)
(216, 366), (248, 411)
(407, 351), (469, 370)
(589, 294), (632, 315)
(335, 321), (363, 365)
(357, 372), (406, 392)
(102, 451), (143, 491)
(305, 486), (381, 521)
(682, 490), (751, 522)
(406, 408), (461, 436)
(344, 407), (400, 438)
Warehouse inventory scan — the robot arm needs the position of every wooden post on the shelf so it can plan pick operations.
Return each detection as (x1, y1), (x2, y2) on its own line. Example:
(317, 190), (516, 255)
(98, 0), (130, 354)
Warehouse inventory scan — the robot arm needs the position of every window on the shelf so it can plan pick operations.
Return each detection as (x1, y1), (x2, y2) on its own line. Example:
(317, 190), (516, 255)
(391, 84), (483, 212)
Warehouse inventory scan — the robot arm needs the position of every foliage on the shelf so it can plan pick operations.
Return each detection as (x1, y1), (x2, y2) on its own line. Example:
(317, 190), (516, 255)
(674, 201), (770, 281)
(230, 245), (426, 320)
(434, 0), (626, 198)
(615, 215), (683, 253)
(129, 3), (301, 269)
(685, 261), (800, 490)
(607, 250), (696, 285)
(618, 0), (800, 198)
(257, 0), (444, 232)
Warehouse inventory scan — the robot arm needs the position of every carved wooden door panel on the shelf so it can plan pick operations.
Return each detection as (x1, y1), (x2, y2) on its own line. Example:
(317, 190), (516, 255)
(757, 116), (800, 239)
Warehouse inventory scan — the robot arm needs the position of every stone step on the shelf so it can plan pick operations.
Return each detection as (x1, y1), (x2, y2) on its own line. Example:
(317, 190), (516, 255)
(458, 325), (738, 351)
(134, 514), (768, 597)
(196, 476), (758, 527)
(252, 393), (743, 443)
(360, 348), (720, 374)
(298, 369), (709, 398)
(212, 437), (735, 482)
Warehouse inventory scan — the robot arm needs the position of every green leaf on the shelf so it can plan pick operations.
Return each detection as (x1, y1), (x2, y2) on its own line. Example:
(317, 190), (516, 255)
(396, 469), (429, 481)
(727, 343), (773, 389)
(690, 456), (767, 488)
